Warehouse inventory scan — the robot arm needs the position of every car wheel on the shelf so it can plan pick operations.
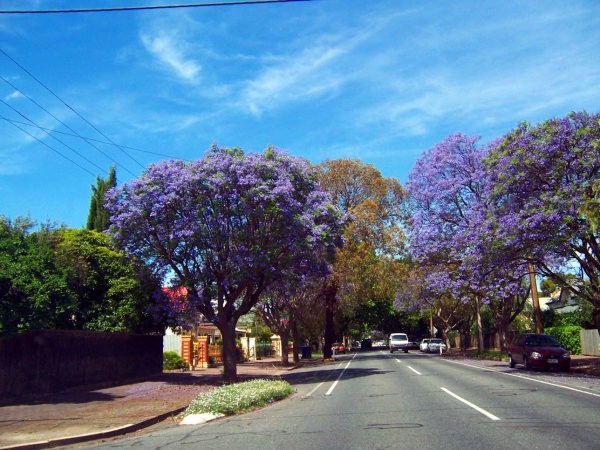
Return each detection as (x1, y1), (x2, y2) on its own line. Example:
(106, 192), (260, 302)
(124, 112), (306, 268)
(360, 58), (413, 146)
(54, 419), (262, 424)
(563, 366), (570, 373)
(523, 355), (530, 370)
(404, 349), (408, 353)
(390, 349), (394, 353)
(509, 355), (515, 368)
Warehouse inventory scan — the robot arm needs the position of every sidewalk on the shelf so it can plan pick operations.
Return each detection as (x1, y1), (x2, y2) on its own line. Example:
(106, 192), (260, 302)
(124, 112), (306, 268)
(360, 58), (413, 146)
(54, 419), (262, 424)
(0, 358), (307, 450)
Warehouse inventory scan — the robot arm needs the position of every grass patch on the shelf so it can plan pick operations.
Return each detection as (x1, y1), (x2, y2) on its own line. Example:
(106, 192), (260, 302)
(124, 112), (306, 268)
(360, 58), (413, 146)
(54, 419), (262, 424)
(182, 379), (294, 416)
(470, 350), (509, 362)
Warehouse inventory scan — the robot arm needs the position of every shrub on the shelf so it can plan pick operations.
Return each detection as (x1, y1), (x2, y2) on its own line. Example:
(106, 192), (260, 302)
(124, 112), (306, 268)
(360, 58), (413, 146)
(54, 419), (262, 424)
(163, 351), (188, 370)
(182, 379), (294, 416)
(545, 326), (582, 355)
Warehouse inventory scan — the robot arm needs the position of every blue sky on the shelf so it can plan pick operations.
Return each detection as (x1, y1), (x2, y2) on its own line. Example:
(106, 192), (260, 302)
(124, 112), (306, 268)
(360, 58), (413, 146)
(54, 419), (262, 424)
(1, 0), (599, 229)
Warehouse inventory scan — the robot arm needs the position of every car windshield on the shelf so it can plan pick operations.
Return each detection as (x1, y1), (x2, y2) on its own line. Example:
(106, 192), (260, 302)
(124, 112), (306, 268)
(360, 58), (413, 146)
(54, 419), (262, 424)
(525, 335), (560, 346)
(391, 335), (406, 341)
(429, 339), (443, 344)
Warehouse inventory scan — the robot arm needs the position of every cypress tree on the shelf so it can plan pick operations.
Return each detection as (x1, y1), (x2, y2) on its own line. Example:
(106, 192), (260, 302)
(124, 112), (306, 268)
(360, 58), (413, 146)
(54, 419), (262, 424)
(86, 166), (117, 232)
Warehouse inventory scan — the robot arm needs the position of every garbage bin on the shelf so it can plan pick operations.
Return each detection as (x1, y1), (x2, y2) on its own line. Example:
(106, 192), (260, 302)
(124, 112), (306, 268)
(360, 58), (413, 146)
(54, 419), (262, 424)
(301, 345), (312, 359)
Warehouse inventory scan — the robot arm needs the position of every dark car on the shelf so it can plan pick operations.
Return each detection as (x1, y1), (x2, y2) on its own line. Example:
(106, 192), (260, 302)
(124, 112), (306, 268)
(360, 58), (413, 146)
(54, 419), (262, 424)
(508, 333), (570, 372)
(361, 338), (372, 349)
(407, 336), (420, 350)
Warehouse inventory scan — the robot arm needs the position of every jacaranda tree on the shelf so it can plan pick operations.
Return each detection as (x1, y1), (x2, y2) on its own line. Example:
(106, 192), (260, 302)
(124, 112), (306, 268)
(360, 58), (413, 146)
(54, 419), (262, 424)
(486, 111), (600, 333)
(403, 133), (531, 351)
(106, 146), (345, 383)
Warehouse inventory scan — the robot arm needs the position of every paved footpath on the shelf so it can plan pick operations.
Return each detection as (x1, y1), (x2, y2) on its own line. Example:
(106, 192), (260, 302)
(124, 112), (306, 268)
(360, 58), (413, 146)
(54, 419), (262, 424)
(0, 358), (296, 450)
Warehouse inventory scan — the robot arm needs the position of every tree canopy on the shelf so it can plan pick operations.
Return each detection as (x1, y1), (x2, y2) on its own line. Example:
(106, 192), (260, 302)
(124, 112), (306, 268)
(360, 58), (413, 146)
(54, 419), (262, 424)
(106, 146), (345, 382)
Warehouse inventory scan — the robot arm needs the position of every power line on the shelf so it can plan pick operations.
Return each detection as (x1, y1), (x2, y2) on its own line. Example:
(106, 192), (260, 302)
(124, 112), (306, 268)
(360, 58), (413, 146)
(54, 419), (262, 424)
(1, 114), (98, 178)
(0, 98), (113, 177)
(0, 48), (147, 170)
(0, 118), (184, 160)
(0, 0), (311, 14)
(0, 76), (139, 177)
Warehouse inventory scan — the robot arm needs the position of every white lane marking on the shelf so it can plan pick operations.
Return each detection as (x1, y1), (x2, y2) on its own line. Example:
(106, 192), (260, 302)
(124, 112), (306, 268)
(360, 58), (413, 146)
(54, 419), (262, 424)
(407, 366), (421, 375)
(395, 359), (401, 363)
(325, 358), (354, 396)
(441, 359), (600, 398)
(303, 354), (356, 398)
(304, 382), (324, 398)
(441, 388), (501, 421)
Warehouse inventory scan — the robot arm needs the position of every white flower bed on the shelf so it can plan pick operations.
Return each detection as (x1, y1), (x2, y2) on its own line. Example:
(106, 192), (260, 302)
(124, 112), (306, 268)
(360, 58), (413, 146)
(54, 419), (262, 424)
(182, 379), (294, 416)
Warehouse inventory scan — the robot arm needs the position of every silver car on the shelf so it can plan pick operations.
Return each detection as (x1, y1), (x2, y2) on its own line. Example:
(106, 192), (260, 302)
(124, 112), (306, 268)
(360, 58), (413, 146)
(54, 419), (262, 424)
(426, 338), (447, 353)
(419, 339), (430, 352)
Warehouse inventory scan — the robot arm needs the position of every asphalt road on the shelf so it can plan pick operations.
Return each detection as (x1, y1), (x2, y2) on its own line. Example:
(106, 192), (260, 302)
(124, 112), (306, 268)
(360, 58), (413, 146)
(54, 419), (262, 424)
(79, 350), (600, 450)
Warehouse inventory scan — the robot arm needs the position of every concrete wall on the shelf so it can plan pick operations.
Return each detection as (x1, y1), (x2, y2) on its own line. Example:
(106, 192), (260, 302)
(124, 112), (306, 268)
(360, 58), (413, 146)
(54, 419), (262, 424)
(0, 330), (162, 405)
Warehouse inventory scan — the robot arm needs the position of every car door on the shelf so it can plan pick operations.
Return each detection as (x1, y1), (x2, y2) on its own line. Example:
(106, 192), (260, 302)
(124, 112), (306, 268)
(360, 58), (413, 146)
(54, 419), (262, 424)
(513, 335), (525, 363)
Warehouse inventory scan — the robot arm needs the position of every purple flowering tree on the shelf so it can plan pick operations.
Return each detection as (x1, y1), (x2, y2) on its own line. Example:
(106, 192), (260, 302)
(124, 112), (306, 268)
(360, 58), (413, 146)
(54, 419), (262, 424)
(106, 146), (345, 383)
(486, 111), (600, 334)
(403, 133), (531, 351)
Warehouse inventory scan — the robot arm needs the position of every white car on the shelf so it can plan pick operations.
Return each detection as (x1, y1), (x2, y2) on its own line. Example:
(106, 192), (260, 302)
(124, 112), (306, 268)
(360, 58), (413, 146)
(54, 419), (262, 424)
(419, 339), (430, 352)
(426, 338), (447, 353)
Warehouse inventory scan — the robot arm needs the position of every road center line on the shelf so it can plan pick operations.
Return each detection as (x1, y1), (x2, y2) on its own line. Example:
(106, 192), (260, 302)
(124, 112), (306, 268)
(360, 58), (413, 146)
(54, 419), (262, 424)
(303, 354), (356, 398)
(325, 359), (352, 396)
(407, 366), (421, 375)
(441, 388), (501, 421)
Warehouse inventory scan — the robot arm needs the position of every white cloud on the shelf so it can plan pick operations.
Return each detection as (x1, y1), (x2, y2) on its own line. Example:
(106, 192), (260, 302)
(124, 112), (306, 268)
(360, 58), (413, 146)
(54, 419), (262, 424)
(140, 30), (201, 83)
(4, 90), (24, 101)
(240, 46), (346, 115)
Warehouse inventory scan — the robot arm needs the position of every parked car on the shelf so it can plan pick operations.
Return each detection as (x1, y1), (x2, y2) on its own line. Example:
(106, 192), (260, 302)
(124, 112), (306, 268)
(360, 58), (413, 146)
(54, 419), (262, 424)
(426, 338), (447, 353)
(508, 333), (570, 372)
(389, 333), (409, 353)
(420, 339), (430, 352)
(332, 342), (345, 354)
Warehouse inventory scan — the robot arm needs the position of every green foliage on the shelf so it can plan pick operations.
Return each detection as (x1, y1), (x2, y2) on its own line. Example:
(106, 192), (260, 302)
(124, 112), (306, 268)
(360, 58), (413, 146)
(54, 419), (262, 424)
(0, 215), (166, 337)
(182, 379), (294, 416)
(540, 278), (557, 297)
(542, 306), (594, 330)
(0, 217), (76, 336)
(163, 351), (188, 370)
(56, 229), (166, 334)
(545, 326), (582, 354)
(86, 165), (117, 232)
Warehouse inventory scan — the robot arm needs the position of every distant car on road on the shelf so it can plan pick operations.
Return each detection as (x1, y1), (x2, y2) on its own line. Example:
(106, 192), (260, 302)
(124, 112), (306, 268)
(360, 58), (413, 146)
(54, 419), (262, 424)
(425, 338), (447, 353)
(420, 339), (430, 352)
(332, 342), (346, 354)
(508, 333), (570, 372)
(408, 336), (419, 350)
(361, 339), (372, 349)
(389, 333), (409, 353)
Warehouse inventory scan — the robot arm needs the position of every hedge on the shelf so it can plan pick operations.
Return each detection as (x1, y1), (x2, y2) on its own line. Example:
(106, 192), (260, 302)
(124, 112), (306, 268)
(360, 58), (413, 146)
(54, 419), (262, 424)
(545, 326), (582, 355)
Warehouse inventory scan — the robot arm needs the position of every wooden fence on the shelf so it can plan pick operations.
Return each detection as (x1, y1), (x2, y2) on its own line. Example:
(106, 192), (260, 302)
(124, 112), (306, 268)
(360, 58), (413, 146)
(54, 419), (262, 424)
(580, 329), (600, 356)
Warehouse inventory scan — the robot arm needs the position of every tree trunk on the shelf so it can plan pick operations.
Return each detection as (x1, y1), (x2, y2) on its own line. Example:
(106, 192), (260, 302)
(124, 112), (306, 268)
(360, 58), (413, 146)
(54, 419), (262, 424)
(476, 297), (484, 353)
(290, 316), (300, 363)
(593, 308), (600, 337)
(323, 278), (337, 360)
(280, 330), (290, 367)
(219, 322), (238, 384)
